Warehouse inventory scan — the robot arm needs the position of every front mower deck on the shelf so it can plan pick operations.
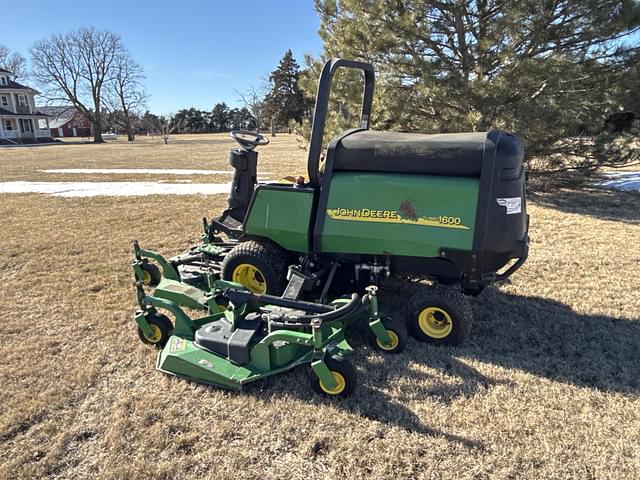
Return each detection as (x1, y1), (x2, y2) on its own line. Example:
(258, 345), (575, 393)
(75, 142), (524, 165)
(132, 247), (406, 395)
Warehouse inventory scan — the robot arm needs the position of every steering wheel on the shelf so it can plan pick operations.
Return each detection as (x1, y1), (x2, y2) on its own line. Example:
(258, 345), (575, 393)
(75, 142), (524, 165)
(230, 130), (270, 151)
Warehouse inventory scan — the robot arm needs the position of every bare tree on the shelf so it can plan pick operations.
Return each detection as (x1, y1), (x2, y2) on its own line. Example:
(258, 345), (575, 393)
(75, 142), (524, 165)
(236, 85), (266, 133)
(141, 112), (176, 145)
(0, 45), (28, 81)
(105, 53), (147, 141)
(156, 115), (175, 145)
(30, 28), (124, 143)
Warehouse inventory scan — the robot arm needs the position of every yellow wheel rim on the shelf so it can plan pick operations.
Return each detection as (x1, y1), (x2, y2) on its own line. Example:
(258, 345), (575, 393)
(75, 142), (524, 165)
(319, 372), (346, 395)
(418, 307), (453, 339)
(144, 324), (162, 343)
(232, 264), (267, 294)
(141, 269), (152, 285)
(376, 330), (400, 351)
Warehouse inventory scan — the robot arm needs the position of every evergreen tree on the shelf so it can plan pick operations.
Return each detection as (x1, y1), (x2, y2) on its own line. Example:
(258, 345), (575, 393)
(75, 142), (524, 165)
(141, 111), (160, 134)
(304, 0), (640, 171)
(229, 107), (256, 130)
(173, 108), (208, 133)
(264, 50), (309, 129)
(210, 102), (231, 132)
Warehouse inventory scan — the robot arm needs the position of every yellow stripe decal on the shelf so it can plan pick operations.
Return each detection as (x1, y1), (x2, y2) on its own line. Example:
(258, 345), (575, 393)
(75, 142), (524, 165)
(327, 209), (470, 230)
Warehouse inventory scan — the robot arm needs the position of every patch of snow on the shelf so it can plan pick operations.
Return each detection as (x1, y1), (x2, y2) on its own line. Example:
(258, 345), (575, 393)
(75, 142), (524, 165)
(42, 168), (274, 175)
(597, 172), (640, 192)
(0, 181), (231, 197)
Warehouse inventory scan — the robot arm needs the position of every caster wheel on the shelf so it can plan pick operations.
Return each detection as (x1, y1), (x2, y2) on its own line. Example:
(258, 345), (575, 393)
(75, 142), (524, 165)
(137, 313), (172, 348)
(368, 316), (407, 353)
(138, 262), (161, 287)
(310, 355), (357, 397)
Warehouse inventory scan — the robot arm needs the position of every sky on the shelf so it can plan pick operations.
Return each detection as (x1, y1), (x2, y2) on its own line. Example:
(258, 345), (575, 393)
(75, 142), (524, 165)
(2, 0), (323, 114)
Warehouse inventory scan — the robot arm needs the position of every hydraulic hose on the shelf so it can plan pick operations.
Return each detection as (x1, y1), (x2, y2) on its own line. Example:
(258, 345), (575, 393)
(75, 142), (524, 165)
(268, 293), (361, 326)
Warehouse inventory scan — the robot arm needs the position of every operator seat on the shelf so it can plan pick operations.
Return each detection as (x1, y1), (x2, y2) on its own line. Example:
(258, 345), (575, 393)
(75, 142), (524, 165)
(331, 130), (489, 176)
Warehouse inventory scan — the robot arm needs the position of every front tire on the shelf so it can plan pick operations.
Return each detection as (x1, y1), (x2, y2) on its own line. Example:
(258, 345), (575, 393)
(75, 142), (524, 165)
(310, 355), (357, 397)
(406, 284), (472, 345)
(220, 240), (288, 294)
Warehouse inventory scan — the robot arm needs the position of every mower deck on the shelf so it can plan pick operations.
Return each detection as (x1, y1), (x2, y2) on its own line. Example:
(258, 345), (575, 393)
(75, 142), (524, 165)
(131, 243), (406, 396)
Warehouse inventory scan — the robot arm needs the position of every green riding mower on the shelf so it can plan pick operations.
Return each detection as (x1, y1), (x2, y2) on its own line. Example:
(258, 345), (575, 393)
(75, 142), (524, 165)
(135, 57), (529, 347)
(131, 250), (406, 395)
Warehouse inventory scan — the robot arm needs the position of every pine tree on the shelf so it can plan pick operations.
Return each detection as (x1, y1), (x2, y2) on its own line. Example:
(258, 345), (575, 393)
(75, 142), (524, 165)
(173, 108), (208, 133)
(264, 50), (309, 130)
(211, 102), (231, 132)
(304, 0), (640, 171)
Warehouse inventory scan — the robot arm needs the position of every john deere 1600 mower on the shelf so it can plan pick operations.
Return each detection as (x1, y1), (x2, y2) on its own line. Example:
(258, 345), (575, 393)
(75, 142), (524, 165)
(136, 58), (529, 346)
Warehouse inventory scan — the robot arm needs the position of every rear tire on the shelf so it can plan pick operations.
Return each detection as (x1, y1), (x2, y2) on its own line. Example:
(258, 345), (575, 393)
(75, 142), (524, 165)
(221, 240), (288, 295)
(406, 284), (472, 345)
(310, 355), (357, 397)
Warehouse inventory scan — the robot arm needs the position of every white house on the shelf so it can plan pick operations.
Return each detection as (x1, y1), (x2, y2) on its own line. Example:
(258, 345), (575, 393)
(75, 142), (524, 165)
(0, 67), (51, 144)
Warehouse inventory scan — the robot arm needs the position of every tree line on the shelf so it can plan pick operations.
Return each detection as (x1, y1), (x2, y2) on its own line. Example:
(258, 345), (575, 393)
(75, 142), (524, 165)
(111, 49), (310, 138)
(113, 48), (310, 136)
(134, 105), (256, 136)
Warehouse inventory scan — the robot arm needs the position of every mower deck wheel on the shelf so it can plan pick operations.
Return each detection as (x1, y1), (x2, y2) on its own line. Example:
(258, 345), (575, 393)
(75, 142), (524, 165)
(137, 313), (172, 348)
(310, 355), (357, 397)
(221, 240), (288, 295)
(368, 316), (407, 354)
(406, 284), (473, 345)
(138, 262), (161, 287)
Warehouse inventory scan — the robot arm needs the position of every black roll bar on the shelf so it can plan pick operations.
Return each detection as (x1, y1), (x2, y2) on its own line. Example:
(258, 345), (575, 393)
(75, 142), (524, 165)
(307, 58), (375, 188)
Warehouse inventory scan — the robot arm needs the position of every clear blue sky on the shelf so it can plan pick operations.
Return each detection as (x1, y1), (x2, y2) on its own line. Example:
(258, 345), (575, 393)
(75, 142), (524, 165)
(2, 0), (323, 114)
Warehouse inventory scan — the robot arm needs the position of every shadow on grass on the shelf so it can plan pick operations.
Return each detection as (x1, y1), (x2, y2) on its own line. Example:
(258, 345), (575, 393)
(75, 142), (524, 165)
(529, 185), (640, 224)
(169, 287), (639, 450)
(303, 286), (638, 445)
(465, 288), (640, 394)
(377, 285), (639, 396)
(247, 364), (485, 450)
(236, 327), (490, 449)
(327, 287), (638, 444)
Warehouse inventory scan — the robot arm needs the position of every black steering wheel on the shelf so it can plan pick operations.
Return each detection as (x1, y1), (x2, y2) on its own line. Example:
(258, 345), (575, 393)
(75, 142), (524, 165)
(230, 130), (270, 151)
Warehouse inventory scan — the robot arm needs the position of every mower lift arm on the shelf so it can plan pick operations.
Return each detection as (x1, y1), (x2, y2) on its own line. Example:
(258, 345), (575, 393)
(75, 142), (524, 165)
(132, 240), (180, 281)
(267, 294), (362, 325)
(223, 289), (362, 325)
(307, 58), (375, 188)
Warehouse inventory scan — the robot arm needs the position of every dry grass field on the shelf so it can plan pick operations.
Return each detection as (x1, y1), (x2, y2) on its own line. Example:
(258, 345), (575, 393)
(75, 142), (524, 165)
(0, 133), (639, 479)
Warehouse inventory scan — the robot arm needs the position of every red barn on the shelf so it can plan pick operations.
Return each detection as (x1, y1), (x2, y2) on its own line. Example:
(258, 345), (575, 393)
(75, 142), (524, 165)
(39, 106), (92, 138)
